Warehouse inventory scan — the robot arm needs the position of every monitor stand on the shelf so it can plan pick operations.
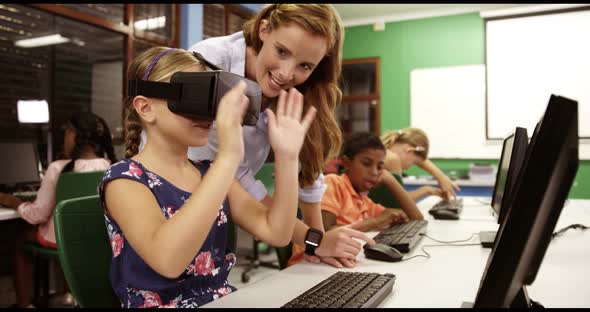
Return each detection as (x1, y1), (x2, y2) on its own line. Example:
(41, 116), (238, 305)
(461, 287), (544, 308)
(511, 286), (544, 308)
(479, 231), (496, 248)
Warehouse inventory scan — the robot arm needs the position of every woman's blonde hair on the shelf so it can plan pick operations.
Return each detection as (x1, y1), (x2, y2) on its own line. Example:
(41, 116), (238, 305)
(380, 128), (430, 160)
(243, 4), (344, 187)
(123, 47), (205, 158)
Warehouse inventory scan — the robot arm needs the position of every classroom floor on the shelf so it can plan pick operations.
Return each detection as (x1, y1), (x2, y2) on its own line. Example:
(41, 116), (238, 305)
(0, 227), (280, 308)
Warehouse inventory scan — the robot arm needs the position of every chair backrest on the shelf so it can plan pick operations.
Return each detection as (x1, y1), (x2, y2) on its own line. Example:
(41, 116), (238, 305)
(55, 170), (105, 203)
(54, 195), (120, 308)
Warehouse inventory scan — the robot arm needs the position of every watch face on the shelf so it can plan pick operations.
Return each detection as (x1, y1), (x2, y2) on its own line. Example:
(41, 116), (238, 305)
(306, 230), (322, 243)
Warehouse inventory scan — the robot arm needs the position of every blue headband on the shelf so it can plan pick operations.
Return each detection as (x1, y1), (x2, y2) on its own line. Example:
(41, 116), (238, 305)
(143, 48), (176, 81)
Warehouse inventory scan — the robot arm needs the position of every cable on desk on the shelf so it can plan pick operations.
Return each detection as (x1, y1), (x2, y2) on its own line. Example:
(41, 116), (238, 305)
(474, 198), (492, 205)
(420, 233), (479, 244)
(401, 243), (482, 262)
(551, 223), (588, 239)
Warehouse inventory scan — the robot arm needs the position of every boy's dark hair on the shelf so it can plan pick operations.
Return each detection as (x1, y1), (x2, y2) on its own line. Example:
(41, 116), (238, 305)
(341, 132), (386, 159)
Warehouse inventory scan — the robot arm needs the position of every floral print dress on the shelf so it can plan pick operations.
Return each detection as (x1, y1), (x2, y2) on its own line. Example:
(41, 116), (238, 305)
(99, 159), (237, 308)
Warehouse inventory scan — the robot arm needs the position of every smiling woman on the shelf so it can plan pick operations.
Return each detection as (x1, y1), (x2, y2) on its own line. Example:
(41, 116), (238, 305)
(178, 4), (378, 270)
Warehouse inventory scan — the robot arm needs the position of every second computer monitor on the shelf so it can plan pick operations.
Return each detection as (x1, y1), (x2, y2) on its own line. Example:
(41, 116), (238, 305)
(490, 127), (528, 226)
(0, 141), (41, 186)
(472, 94), (579, 308)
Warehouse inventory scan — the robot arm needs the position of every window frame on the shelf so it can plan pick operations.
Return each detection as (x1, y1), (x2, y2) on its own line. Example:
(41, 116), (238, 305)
(339, 57), (381, 137)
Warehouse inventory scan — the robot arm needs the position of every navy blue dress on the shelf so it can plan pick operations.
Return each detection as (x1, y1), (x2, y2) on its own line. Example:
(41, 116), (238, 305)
(99, 159), (237, 308)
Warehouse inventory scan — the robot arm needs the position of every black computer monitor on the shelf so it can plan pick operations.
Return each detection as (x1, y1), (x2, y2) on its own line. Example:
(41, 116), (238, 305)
(471, 94), (579, 308)
(479, 127), (529, 248)
(0, 141), (41, 186)
(490, 127), (528, 226)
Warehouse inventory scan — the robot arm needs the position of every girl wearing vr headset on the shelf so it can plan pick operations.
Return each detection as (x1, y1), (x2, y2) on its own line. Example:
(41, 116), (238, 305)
(101, 47), (316, 307)
(183, 4), (375, 269)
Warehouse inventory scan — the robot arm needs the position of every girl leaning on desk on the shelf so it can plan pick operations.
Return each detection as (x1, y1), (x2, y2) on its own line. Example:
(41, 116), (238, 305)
(0, 112), (117, 308)
(380, 128), (460, 201)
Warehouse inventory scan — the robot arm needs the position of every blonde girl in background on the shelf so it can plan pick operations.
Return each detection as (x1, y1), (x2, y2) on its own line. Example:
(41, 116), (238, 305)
(380, 128), (460, 201)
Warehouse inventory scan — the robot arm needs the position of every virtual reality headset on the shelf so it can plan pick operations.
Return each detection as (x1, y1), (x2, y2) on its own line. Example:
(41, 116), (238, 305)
(127, 52), (262, 126)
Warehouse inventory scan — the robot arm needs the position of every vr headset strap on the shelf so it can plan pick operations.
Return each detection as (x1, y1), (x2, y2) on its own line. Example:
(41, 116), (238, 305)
(128, 80), (182, 101)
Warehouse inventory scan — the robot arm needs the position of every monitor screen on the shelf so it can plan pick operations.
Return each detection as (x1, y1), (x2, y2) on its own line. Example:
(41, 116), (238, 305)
(473, 94), (579, 308)
(490, 127), (528, 225)
(0, 141), (41, 186)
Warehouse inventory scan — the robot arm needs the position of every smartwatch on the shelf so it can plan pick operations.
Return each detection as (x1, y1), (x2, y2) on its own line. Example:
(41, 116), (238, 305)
(304, 228), (324, 256)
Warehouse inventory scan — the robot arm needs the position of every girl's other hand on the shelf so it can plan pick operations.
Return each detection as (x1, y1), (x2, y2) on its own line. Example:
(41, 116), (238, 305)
(423, 186), (443, 198)
(437, 175), (460, 200)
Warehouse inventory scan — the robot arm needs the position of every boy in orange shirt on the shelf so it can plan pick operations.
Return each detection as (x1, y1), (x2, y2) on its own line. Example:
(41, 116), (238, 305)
(288, 132), (423, 266)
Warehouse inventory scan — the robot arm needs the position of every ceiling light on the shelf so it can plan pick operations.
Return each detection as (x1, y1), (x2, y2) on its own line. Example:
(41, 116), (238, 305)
(135, 16), (166, 31)
(14, 34), (70, 48)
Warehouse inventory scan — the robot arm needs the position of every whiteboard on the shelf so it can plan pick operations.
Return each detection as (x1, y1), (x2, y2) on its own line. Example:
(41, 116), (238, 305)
(410, 65), (502, 159)
(410, 64), (590, 159)
(486, 9), (590, 140)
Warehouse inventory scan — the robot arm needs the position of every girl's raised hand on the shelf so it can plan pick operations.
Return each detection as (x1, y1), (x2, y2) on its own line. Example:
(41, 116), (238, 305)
(266, 88), (316, 159)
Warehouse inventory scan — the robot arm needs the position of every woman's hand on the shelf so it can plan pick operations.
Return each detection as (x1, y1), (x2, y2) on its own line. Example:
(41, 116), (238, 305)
(314, 221), (375, 260)
(266, 88), (316, 160)
(215, 81), (249, 162)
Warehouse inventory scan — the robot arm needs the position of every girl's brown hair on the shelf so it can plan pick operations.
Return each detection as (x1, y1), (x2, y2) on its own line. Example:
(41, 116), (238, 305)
(123, 47), (204, 158)
(380, 128), (430, 160)
(243, 4), (344, 187)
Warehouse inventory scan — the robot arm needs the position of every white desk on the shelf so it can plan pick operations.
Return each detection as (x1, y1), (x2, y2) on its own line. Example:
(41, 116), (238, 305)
(0, 207), (19, 221)
(203, 196), (590, 308)
(403, 177), (495, 188)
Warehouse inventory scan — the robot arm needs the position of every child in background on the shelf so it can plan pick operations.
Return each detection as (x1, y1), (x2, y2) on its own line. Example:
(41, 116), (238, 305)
(0, 111), (117, 308)
(100, 47), (315, 308)
(288, 132), (423, 266)
(380, 128), (460, 201)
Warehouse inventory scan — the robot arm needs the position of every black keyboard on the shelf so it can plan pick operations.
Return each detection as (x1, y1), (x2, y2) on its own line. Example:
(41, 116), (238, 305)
(372, 220), (428, 253)
(281, 271), (396, 308)
(13, 191), (37, 202)
(429, 197), (464, 214)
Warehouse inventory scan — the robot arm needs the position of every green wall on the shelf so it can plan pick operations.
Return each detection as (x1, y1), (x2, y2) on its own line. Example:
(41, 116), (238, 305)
(342, 13), (589, 199)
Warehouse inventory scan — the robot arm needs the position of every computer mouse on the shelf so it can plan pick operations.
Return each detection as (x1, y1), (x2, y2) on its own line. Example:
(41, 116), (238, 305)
(363, 243), (404, 262)
(431, 209), (460, 220)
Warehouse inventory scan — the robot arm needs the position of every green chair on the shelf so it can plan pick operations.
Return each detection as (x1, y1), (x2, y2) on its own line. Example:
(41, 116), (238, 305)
(54, 195), (119, 308)
(23, 170), (104, 307)
(368, 172), (404, 209)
